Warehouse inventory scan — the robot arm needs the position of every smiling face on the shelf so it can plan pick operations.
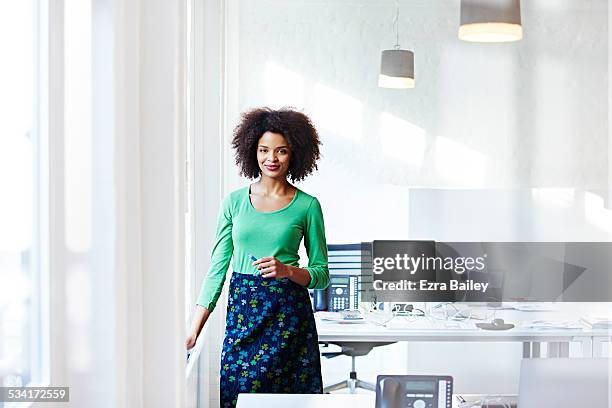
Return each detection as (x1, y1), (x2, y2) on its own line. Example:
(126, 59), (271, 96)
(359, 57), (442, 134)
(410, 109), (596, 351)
(257, 131), (292, 180)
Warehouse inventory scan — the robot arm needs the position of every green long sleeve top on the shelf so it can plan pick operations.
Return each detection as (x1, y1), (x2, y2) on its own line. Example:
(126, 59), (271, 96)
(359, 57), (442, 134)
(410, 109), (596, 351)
(196, 185), (330, 312)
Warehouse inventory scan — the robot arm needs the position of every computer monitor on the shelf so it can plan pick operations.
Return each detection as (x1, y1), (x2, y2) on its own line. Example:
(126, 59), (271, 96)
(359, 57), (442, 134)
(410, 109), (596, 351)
(439, 242), (586, 303)
(435, 241), (504, 304)
(367, 240), (453, 303)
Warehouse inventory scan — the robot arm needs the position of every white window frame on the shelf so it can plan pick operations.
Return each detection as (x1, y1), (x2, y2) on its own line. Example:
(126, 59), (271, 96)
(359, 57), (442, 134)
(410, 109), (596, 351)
(31, 0), (49, 390)
(38, 0), (67, 392)
(185, 0), (241, 406)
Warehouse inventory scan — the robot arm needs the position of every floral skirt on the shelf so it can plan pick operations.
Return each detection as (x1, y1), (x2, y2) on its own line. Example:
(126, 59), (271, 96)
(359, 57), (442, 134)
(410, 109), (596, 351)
(219, 272), (323, 407)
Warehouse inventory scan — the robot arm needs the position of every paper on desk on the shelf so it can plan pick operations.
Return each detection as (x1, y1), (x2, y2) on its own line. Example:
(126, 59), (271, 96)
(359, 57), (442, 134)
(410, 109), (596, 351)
(508, 302), (556, 312)
(580, 315), (612, 329)
(385, 317), (478, 331)
(522, 320), (584, 330)
(316, 311), (366, 324)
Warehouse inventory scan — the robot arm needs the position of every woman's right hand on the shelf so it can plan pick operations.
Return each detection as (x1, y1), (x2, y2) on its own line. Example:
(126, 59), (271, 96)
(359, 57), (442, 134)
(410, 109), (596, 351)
(185, 332), (198, 350)
(185, 305), (211, 350)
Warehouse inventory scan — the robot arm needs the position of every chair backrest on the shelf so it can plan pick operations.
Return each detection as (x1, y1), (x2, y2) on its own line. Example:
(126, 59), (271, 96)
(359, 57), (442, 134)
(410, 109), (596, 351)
(518, 358), (611, 408)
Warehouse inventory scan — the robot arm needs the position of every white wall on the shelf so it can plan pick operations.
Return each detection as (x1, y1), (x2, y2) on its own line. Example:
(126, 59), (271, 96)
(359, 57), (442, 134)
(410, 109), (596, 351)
(235, 0), (608, 190)
(214, 0), (611, 395)
(229, 0), (611, 245)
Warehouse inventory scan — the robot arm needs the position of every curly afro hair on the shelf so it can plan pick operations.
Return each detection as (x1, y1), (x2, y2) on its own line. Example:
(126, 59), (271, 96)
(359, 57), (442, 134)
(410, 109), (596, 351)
(231, 107), (322, 182)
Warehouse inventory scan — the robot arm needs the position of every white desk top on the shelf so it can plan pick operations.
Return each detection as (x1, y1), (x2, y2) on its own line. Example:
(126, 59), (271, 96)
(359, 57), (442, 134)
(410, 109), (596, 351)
(316, 307), (612, 343)
(236, 394), (374, 408)
(236, 393), (490, 408)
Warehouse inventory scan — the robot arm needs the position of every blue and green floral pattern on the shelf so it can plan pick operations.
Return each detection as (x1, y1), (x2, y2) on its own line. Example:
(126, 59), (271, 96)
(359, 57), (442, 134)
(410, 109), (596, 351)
(220, 272), (323, 407)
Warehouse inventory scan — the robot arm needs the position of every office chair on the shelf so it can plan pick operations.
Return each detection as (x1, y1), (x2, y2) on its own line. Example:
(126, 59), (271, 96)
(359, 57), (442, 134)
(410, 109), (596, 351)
(321, 341), (395, 393)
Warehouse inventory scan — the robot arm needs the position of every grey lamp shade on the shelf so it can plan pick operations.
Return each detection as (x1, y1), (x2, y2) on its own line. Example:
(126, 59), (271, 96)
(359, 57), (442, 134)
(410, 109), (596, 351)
(459, 0), (522, 42)
(378, 49), (414, 89)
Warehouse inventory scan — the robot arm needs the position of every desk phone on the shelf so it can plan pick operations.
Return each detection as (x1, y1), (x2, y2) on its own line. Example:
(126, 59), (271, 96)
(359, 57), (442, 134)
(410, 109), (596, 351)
(327, 275), (359, 311)
(375, 375), (453, 408)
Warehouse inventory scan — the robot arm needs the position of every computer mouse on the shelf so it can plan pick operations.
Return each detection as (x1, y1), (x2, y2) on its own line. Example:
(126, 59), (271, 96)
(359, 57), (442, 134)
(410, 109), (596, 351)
(493, 318), (505, 326)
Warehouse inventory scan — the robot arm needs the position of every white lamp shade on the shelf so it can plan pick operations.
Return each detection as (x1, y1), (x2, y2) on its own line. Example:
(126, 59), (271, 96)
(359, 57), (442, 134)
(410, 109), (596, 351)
(459, 0), (522, 43)
(379, 49), (415, 89)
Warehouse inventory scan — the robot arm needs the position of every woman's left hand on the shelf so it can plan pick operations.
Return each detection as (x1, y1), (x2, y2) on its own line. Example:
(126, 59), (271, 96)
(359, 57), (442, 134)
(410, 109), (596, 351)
(253, 256), (294, 279)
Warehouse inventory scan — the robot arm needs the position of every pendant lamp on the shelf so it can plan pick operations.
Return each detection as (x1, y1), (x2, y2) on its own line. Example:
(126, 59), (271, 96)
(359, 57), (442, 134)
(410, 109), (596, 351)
(459, 0), (523, 43)
(379, 2), (414, 89)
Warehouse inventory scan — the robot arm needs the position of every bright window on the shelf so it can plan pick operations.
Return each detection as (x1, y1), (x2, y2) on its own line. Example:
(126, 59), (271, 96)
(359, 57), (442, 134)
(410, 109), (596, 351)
(0, 0), (43, 389)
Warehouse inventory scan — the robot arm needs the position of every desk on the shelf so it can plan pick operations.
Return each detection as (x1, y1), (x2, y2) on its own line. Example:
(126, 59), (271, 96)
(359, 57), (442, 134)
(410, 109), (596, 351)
(236, 393), (517, 408)
(236, 394), (374, 408)
(316, 308), (612, 358)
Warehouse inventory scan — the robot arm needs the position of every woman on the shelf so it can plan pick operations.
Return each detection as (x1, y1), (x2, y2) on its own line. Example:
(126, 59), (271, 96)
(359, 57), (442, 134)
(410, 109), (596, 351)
(185, 107), (330, 407)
